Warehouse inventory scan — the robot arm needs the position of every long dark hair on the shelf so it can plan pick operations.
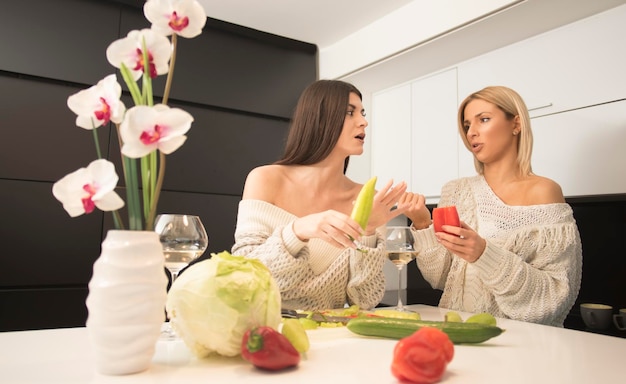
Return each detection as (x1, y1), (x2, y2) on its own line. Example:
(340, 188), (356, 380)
(276, 80), (362, 173)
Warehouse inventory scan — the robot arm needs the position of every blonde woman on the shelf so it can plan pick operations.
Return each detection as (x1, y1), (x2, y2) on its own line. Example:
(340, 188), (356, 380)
(406, 86), (582, 327)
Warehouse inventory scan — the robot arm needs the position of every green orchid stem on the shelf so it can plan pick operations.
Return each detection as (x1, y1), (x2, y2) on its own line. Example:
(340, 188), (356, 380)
(120, 63), (142, 105)
(141, 37), (154, 106)
(162, 34), (177, 105)
(112, 210), (124, 230)
(124, 156), (143, 230)
(90, 122), (103, 159)
(112, 35), (178, 231)
(146, 151), (165, 231)
(140, 151), (158, 223)
(144, 34), (178, 231)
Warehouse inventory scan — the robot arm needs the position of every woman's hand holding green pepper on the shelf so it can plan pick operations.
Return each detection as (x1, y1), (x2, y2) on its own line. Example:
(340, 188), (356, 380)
(364, 179), (409, 234)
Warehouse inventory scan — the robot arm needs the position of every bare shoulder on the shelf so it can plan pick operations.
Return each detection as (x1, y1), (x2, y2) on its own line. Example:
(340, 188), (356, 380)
(242, 165), (286, 201)
(526, 175), (565, 204)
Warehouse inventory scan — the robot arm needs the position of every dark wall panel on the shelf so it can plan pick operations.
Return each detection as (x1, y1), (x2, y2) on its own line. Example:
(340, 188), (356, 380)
(0, 75), (112, 182)
(0, 288), (89, 331)
(0, 0), (119, 85)
(159, 104), (289, 195)
(106, 103), (289, 195)
(0, 179), (104, 287)
(0, 0), (316, 331)
(569, 197), (626, 311)
(120, 8), (317, 118)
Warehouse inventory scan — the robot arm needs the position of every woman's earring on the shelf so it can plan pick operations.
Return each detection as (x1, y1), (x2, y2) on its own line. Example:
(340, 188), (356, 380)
(513, 131), (518, 135)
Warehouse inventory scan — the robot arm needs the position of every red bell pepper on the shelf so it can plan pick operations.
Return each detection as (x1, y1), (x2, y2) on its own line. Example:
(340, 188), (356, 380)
(432, 206), (460, 235)
(391, 327), (454, 384)
(241, 326), (300, 371)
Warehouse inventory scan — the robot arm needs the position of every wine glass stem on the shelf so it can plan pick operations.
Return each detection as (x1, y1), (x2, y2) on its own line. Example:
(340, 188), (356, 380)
(397, 265), (404, 311)
(165, 270), (180, 322)
(170, 270), (180, 286)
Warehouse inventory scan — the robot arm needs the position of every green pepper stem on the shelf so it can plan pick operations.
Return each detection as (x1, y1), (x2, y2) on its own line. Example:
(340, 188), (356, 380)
(246, 330), (264, 353)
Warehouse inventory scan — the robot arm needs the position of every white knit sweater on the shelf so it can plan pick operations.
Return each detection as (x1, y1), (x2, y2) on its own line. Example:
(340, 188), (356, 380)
(231, 200), (387, 311)
(412, 176), (583, 327)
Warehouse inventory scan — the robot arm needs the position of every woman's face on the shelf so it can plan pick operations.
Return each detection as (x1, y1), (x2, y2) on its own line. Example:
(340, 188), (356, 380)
(462, 98), (519, 166)
(336, 92), (368, 156)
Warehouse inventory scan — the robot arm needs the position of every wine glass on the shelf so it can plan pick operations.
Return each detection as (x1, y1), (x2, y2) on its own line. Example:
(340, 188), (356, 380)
(384, 226), (417, 312)
(154, 214), (208, 339)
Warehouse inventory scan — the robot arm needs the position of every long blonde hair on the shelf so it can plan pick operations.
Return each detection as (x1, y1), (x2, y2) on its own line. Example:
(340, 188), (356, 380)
(457, 86), (533, 175)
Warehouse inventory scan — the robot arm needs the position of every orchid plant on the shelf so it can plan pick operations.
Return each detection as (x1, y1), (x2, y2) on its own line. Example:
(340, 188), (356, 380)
(52, 0), (206, 231)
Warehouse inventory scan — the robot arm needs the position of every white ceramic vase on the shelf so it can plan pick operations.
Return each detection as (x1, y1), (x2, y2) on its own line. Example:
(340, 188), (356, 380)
(86, 230), (168, 375)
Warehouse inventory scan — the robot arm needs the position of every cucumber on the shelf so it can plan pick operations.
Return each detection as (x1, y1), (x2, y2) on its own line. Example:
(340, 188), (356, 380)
(346, 317), (504, 344)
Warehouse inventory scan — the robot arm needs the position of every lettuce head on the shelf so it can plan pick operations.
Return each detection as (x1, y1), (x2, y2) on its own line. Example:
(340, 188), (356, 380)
(166, 251), (281, 357)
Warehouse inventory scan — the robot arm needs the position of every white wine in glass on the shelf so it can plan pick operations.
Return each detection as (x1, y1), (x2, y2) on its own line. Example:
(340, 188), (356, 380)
(384, 226), (417, 312)
(154, 214), (208, 340)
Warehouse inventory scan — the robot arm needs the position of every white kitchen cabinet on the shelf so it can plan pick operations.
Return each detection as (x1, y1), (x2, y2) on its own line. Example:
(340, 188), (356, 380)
(457, 5), (626, 118)
(371, 69), (460, 203)
(531, 99), (626, 197)
(410, 69), (460, 201)
(371, 83), (412, 188)
(371, 5), (626, 203)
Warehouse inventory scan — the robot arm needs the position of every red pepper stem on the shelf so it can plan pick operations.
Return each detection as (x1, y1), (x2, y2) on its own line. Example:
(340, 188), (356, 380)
(246, 330), (264, 353)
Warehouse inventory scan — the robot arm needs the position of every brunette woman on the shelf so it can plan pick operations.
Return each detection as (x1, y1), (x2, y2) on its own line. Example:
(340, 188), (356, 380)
(232, 80), (413, 310)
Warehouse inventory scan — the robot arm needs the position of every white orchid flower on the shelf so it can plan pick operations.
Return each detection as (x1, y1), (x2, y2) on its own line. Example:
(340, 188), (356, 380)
(66, 74), (126, 130)
(120, 104), (193, 158)
(106, 29), (172, 81)
(144, 0), (207, 38)
(52, 159), (124, 217)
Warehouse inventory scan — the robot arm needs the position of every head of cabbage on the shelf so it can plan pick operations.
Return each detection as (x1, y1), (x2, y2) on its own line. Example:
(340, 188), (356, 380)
(166, 251), (281, 357)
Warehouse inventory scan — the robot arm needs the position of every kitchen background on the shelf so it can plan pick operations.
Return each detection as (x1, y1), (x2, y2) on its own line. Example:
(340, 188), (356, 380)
(1, 0), (624, 336)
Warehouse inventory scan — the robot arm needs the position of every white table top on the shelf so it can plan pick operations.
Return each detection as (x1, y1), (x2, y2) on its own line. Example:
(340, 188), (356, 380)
(1, 304), (624, 383)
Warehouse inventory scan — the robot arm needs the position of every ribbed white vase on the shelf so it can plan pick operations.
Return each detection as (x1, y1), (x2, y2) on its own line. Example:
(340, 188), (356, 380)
(86, 230), (168, 375)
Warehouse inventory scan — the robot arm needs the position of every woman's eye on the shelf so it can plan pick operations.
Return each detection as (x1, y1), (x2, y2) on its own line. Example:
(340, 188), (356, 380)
(480, 117), (490, 123)
(347, 110), (354, 116)
(361, 110), (367, 117)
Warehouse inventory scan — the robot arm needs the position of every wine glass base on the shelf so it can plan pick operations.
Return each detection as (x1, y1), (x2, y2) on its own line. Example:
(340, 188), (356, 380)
(386, 306), (416, 313)
(160, 322), (179, 341)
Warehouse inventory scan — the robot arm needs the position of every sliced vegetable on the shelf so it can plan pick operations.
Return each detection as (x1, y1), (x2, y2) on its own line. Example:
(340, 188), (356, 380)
(374, 309), (421, 320)
(346, 317), (504, 344)
(281, 318), (310, 353)
(391, 327), (454, 384)
(432, 206), (460, 235)
(241, 326), (300, 371)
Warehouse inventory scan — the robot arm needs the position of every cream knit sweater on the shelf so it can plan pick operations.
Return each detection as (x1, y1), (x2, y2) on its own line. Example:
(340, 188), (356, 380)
(232, 200), (386, 311)
(412, 176), (583, 327)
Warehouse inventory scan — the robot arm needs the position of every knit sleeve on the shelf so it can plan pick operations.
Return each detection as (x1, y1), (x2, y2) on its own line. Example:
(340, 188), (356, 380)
(346, 232), (387, 309)
(231, 200), (311, 293)
(412, 179), (472, 289)
(471, 220), (583, 326)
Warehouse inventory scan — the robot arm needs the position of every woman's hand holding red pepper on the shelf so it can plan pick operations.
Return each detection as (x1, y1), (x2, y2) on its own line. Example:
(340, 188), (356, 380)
(241, 326), (300, 371)
(391, 327), (454, 384)
(435, 221), (486, 263)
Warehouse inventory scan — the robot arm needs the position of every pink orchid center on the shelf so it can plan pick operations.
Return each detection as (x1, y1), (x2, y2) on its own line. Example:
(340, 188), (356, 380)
(133, 48), (158, 79)
(94, 97), (111, 125)
(140, 124), (165, 145)
(169, 11), (189, 32)
(81, 183), (97, 214)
